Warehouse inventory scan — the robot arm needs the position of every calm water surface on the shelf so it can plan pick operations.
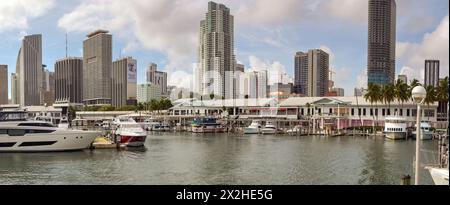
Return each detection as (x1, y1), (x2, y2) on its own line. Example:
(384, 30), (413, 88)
(0, 133), (439, 185)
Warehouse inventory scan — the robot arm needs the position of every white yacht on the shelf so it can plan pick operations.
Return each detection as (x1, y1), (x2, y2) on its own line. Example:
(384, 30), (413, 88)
(383, 116), (407, 140)
(0, 111), (100, 152)
(412, 121), (434, 140)
(286, 125), (301, 135)
(243, 121), (262, 134)
(112, 117), (147, 147)
(261, 121), (277, 135)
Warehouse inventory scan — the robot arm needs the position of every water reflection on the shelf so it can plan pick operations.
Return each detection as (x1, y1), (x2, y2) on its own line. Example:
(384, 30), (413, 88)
(0, 133), (437, 185)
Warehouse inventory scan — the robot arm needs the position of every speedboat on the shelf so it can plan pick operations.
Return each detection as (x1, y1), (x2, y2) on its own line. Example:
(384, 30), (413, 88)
(383, 116), (407, 140)
(191, 117), (225, 133)
(0, 111), (100, 152)
(261, 121), (277, 135)
(243, 121), (262, 134)
(411, 121), (434, 140)
(287, 125), (301, 135)
(112, 117), (147, 147)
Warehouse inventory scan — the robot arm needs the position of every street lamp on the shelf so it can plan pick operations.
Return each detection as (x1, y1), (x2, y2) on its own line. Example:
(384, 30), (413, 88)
(411, 86), (427, 185)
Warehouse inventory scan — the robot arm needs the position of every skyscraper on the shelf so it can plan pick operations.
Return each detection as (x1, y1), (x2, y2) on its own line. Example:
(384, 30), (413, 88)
(16, 34), (43, 106)
(112, 57), (137, 107)
(55, 57), (83, 104)
(197, 1), (235, 99)
(146, 63), (167, 96)
(40, 67), (55, 106)
(294, 49), (329, 97)
(82, 30), (112, 106)
(424, 60), (440, 87)
(11, 73), (19, 104)
(0, 65), (7, 105)
(367, 0), (396, 86)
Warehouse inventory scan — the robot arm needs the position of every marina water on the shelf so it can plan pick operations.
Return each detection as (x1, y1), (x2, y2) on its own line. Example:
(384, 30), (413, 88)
(0, 133), (437, 185)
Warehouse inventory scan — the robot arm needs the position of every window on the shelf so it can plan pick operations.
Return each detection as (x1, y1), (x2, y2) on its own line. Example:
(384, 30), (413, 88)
(0, 129), (7, 134)
(407, 109), (410, 117)
(400, 109), (403, 116)
(370, 109), (373, 116)
(329, 108), (333, 114)
(351, 108), (355, 116)
(382, 109), (385, 116)
(19, 141), (57, 147)
(363, 109), (367, 116)
(7, 129), (26, 136)
(358, 109), (361, 116)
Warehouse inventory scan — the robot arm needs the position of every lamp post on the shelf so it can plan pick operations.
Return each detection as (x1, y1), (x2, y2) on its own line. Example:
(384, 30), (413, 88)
(411, 86), (427, 185)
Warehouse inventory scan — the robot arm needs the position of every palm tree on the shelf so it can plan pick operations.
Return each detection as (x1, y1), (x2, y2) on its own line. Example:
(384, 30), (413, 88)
(365, 83), (381, 133)
(395, 79), (409, 109)
(424, 85), (437, 121)
(381, 84), (395, 115)
(436, 77), (449, 103)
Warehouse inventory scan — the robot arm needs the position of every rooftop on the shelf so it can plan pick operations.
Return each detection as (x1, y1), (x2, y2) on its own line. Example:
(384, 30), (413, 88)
(87, 30), (110, 38)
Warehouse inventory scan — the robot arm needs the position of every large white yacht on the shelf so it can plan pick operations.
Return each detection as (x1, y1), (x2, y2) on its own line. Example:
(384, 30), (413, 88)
(243, 121), (262, 134)
(411, 121), (434, 140)
(383, 116), (407, 140)
(112, 116), (147, 147)
(0, 111), (100, 152)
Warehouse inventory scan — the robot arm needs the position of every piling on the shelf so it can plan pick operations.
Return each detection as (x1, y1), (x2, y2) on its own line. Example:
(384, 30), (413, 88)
(401, 175), (411, 185)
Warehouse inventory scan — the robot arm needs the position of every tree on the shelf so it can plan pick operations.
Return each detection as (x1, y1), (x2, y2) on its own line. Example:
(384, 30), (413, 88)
(424, 85), (436, 121)
(365, 83), (381, 132)
(394, 79), (409, 109)
(98, 105), (115, 112)
(436, 77), (449, 103)
(381, 84), (395, 114)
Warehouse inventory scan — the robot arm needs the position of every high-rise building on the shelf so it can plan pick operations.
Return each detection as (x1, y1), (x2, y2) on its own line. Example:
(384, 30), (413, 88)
(235, 64), (245, 72)
(11, 73), (19, 104)
(112, 57), (137, 107)
(294, 49), (329, 97)
(146, 63), (167, 96)
(424, 60), (440, 87)
(398, 75), (408, 84)
(16, 34), (43, 106)
(367, 0), (396, 86)
(137, 84), (162, 103)
(0, 65), (7, 105)
(55, 57), (83, 104)
(197, 1), (235, 99)
(332, 88), (345, 97)
(243, 70), (268, 99)
(40, 67), (55, 106)
(82, 30), (112, 106)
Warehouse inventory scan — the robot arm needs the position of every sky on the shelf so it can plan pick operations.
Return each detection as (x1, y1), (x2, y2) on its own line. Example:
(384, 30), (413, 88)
(0, 0), (449, 99)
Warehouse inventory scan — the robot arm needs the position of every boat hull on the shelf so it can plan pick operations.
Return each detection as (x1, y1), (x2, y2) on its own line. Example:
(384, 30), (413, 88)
(411, 131), (433, 140)
(0, 130), (99, 152)
(384, 132), (406, 140)
(119, 135), (147, 147)
(243, 128), (260, 134)
(192, 126), (225, 133)
(261, 129), (277, 135)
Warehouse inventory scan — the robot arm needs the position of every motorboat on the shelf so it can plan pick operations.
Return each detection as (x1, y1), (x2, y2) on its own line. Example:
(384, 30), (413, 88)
(152, 122), (172, 132)
(261, 121), (277, 135)
(112, 116), (147, 147)
(58, 117), (69, 129)
(286, 125), (301, 135)
(411, 121), (434, 140)
(383, 116), (407, 140)
(191, 117), (225, 133)
(0, 111), (100, 152)
(139, 118), (157, 131)
(243, 121), (262, 134)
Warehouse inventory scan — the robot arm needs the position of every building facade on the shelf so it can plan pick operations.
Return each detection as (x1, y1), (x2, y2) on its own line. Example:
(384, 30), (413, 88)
(16, 34), (43, 106)
(40, 67), (55, 105)
(332, 88), (345, 97)
(112, 57), (137, 107)
(398, 75), (408, 84)
(197, 1), (235, 99)
(294, 49), (329, 97)
(55, 57), (83, 104)
(11, 73), (19, 104)
(424, 60), (440, 87)
(82, 30), (112, 106)
(367, 0), (396, 86)
(146, 63), (167, 96)
(137, 84), (162, 103)
(0, 65), (7, 105)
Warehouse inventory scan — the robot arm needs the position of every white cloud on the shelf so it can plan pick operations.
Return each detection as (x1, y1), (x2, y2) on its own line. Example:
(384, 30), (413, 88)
(168, 70), (193, 90)
(0, 0), (54, 32)
(397, 15), (449, 82)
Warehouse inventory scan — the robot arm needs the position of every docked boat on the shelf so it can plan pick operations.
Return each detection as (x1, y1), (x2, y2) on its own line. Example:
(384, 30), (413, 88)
(0, 111), (100, 152)
(383, 116), (407, 140)
(112, 117), (147, 147)
(152, 122), (172, 132)
(261, 121), (277, 135)
(286, 125), (301, 135)
(191, 117), (225, 133)
(411, 121), (434, 140)
(427, 167), (449, 185)
(243, 121), (262, 134)
(426, 136), (449, 185)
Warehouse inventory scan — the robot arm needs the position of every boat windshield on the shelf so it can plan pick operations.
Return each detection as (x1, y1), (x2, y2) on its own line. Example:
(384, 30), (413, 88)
(0, 112), (28, 122)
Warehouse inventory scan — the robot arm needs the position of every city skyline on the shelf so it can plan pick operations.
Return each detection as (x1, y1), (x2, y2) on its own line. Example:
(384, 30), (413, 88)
(0, 0), (448, 99)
